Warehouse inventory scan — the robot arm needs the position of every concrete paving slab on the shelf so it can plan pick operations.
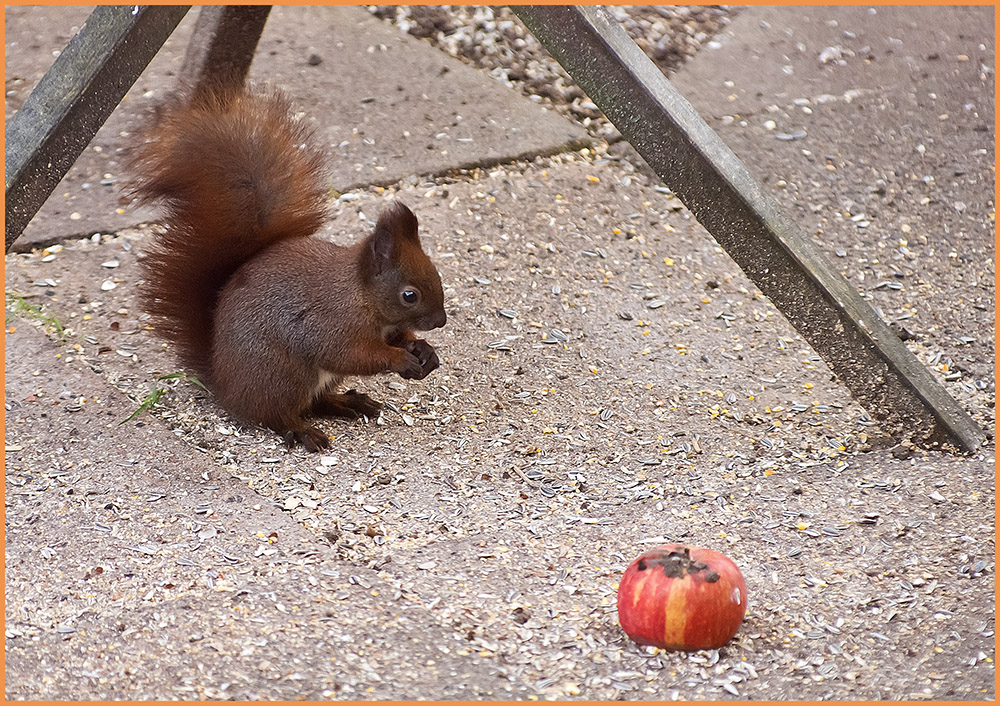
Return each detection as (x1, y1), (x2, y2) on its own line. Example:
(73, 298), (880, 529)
(6, 147), (993, 699)
(251, 6), (587, 189)
(665, 4), (994, 427)
(4, 323), (529, 700)
(5, 5), (586, 251)
(670, 5), (994, 119)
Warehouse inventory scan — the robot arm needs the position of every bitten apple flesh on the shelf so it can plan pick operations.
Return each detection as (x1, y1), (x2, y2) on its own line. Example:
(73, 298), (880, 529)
(617, 544), (747, 651)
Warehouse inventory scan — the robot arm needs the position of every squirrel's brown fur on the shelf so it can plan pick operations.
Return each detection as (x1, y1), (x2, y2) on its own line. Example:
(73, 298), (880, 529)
(127, 85), (446, 450)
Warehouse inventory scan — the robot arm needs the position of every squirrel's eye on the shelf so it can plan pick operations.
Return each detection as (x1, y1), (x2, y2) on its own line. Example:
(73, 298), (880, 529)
(400, 289), (419, 305)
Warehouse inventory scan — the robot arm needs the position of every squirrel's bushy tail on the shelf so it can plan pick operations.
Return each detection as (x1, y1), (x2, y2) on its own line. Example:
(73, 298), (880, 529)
(127, 86), (328, 381)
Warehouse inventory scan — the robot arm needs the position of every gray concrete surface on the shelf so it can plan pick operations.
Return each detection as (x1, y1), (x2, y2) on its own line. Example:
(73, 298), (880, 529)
(671, 5), (993, 119)
(5, 5), (994, 701)
(5, 324), (527, 699)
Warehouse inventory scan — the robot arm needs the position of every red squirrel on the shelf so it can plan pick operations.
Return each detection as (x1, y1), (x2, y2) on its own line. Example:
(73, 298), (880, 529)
(126, 85), (447, 451)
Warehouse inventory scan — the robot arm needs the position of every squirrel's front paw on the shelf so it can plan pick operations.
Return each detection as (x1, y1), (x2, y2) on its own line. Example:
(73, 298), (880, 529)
(404, 339), (439, 378)
(395, 350), (424, 380)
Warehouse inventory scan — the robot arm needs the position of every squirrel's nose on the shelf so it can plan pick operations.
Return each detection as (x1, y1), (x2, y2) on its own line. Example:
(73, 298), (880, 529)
(429, 309), (447, 330)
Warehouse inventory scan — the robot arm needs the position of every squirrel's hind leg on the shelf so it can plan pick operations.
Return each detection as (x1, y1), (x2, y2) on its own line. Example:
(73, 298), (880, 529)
(281, 426), (330, 452)
(257, 404), (331, 451)
(212, 346), (332, 450)
(311, 389), (382, 420)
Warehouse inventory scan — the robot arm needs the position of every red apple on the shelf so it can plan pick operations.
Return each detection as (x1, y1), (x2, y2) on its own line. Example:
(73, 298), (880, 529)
(617, 544), (747, 651)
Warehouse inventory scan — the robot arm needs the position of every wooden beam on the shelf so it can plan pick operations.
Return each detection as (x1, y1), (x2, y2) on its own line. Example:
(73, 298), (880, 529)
(513, 5), (983, 453)
(5, 5), (190, 251)
(180, 5), (271, 96)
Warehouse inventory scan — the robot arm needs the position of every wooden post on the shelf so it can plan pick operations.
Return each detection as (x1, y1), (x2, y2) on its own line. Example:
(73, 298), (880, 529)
(5, 5), (190, 251)
(513, 5), (983, 453)
(180, 5), (271, 95)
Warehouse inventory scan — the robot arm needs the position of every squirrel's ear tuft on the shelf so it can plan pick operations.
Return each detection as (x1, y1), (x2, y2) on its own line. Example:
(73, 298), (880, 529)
(369, 224), (394, 264)
(367, 202), (419, 273)
(376, 201), (419, 243)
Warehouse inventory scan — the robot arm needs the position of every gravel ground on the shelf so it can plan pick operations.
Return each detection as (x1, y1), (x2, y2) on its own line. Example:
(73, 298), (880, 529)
(6, 145), (994, 699)
(369, 5), (735, 138)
